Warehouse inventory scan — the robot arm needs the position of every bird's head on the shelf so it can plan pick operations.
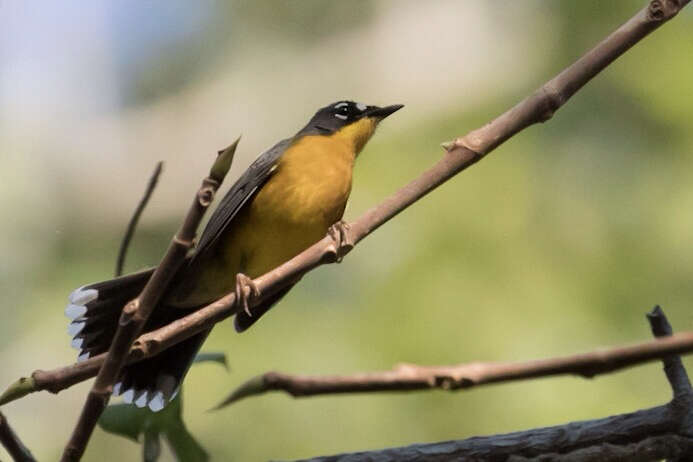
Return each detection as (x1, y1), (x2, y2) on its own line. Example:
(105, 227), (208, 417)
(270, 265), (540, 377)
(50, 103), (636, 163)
(302, 101), (403, 154)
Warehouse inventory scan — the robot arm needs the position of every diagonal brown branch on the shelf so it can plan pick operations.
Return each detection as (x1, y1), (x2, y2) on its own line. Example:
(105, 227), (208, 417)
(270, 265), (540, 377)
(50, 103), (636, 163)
(117, 0), (693, 362)
(0, 411), (36, 462)
(291, 307), (693, 462)
(1, 0), (690, 410)
(104, 0), (693, 369)
(115, 161), (163, 277)
(60, 140), (239, 462)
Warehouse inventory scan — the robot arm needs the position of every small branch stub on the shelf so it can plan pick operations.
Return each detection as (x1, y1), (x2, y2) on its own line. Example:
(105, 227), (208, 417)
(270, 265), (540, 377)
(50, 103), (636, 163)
(647, 305), (693, 399)
(0, 377), (36, 407)
(197, 182), (216, 207)
(210, 136), (241, 182)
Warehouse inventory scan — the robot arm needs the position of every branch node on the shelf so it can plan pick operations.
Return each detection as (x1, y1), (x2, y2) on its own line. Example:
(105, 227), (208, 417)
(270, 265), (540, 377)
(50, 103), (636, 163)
(133, 337), (158, 357)
(448, 135), (485, 158)
(537, 84), (563, 122)
(440, 140), (456, 151)
(197, 185), (216, 207)
(172, 235), (194, 249)
(120, 299), (140, 324)
(648, 0), (683, 22)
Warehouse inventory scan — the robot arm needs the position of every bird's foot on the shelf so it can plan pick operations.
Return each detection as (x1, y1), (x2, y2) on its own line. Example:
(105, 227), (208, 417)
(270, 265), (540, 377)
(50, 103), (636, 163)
(235, 273), (260, 317)
(327, 220), (354, 263)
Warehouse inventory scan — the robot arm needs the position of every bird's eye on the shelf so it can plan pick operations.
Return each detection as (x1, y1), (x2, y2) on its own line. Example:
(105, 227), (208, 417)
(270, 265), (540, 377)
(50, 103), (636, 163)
(334, 106), (349, 120)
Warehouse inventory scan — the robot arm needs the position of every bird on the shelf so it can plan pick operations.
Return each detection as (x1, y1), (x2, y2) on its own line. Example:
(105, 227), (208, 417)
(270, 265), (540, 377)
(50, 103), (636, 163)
(64, 100), (403, 411)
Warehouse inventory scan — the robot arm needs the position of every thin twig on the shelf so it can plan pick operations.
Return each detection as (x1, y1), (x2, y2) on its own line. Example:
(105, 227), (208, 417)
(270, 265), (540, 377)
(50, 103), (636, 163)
(291, 308), (693, 462)
(0, 411), (36, 462)
(60, 139), (239, 462)
(212, 324), (693, 407)
(1, 0), (690, 409)
(115, 161), (163, 277)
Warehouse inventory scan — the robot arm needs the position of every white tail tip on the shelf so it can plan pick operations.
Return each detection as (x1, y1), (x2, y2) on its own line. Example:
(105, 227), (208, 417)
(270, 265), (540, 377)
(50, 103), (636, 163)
(122, 388), (135, 404)
(65, 304), (87, 320)
(148, 391), (166, 412)
(134, 390), (149, 408)
(69, 286), (98, 305)
(68, 321), (86, 336)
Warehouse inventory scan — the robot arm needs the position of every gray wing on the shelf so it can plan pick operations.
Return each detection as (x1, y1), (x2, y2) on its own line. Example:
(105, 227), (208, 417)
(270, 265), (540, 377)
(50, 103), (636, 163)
(191, 138), (291, 262)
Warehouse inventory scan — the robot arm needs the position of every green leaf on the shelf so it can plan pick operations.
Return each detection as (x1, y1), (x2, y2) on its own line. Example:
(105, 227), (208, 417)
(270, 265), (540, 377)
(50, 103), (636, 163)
(98, 403), (149, 442)
(142, 429), (161, 462)
(98, 356), (227, 460)
(99, 395), (185, 461)
(193, 352), (229, 370)
(212, 374), (267, 410)
(164, 420), (209, 462)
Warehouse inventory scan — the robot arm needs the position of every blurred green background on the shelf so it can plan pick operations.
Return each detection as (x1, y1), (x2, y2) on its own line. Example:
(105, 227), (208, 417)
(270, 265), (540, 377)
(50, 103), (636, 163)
(2, 1), (693, 460)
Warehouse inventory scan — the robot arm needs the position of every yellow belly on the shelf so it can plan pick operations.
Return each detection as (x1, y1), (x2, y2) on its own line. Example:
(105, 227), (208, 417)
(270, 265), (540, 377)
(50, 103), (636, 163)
(170, 134), (355, 307)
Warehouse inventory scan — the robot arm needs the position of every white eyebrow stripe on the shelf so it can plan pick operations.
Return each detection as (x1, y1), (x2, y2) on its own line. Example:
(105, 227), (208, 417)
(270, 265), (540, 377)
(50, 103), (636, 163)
(334, 102), (348, 108)
(356, 102), (367, 111)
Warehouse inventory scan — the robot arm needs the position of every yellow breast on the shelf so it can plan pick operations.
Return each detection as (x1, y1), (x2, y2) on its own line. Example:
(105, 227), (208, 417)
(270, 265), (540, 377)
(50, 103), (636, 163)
(235, 132), (356, 276)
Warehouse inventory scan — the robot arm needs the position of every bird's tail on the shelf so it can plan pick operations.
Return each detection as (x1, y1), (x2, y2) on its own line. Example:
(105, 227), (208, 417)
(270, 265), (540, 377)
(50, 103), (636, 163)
(65, 269), (208, 411)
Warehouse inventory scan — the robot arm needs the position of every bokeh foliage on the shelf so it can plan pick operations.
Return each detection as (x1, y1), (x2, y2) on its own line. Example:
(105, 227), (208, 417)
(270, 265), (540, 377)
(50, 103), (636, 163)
(1, 1), (692, 460)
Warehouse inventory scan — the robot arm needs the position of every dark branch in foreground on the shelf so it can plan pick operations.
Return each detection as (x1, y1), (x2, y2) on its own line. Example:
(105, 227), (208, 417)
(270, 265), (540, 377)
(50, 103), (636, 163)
(215, 311), (693, 407)
(115, 161), (163, 277)
(292, 307), (693, 462)
(0, 411), (36, 462)
(60, 140), (239, 462)
(3, 0), (689, 410)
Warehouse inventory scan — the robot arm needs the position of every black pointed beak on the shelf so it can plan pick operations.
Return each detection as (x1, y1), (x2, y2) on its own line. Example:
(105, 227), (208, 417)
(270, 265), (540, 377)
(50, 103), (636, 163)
(366, 104), (404, 119)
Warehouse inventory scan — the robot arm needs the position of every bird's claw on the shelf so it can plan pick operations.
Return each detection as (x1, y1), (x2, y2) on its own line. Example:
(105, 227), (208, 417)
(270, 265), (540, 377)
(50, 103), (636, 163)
(235, 273), (260, 317)
(327, 220), (354, 263)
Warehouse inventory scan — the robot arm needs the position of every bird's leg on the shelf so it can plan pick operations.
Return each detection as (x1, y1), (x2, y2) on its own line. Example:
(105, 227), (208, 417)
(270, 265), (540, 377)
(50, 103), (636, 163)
(235, 273), (260, 317)
(327, 220), (354, 263)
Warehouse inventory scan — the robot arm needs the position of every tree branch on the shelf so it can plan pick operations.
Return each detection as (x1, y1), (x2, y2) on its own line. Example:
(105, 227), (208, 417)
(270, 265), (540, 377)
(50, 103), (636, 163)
(98, 0), (693, 367)
(290, 308), (693, 461)
(0, 411), (36, 462)
(115, 161), (163, 277)
(60, 139), (240, 462)
(648, 305), (693, 399)
(3, 319), (693, 408)
(1, 0), (690, 410)
(212, 317), (693, 407)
